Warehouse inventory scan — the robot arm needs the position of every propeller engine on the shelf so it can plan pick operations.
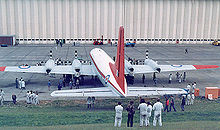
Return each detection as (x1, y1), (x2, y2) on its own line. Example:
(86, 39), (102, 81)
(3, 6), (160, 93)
(125, 60), (134, 76)
(144, 50), (161, 73)
(45, 50), (55, 74)
(72, 49), (82, 77)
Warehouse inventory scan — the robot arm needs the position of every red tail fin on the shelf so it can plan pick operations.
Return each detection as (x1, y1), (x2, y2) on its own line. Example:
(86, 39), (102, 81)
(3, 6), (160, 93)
(115, 26), (125, 79)
(115, 26), (126, 94)
(109, 26), (126, 95)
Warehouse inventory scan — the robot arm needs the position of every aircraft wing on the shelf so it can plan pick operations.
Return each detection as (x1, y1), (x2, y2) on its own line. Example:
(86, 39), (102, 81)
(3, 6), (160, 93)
(51, 87), (119, 97)
(50, 65), (96, 75)
(127, 87), (187, 97)
(0, 65), (97, 75)
(159, 65), (219, 72)
(132, 65), (219, 74)
(132, 65), (155, 74)
(0, 66), (46, 73)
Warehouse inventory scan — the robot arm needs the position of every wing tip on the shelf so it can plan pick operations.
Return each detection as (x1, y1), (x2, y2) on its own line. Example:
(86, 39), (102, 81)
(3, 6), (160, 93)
(0, 66), (6, 71)
(193, 65), (219, 69)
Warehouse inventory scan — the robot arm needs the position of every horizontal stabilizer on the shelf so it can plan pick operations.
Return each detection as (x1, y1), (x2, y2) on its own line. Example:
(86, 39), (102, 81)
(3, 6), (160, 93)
(51, 87), (119, 97)
(127, 87), (187, 97)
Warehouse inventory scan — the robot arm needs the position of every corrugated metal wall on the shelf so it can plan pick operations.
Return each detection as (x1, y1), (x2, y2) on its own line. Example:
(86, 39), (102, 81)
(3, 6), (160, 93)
(0, 0), (219, 44)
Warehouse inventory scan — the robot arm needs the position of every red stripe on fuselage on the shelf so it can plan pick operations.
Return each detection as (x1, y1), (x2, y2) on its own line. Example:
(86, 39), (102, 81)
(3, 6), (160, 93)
(89, 54), (124, 96)
(0, 66), (6, 71)
(193, 65), (219, 69)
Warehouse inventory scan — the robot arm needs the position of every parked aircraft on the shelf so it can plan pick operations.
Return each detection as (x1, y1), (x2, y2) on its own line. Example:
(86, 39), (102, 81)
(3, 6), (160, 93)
(0, 26), (219, 97)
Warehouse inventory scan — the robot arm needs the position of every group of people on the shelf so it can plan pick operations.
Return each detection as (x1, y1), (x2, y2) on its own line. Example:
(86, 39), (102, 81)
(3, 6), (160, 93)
(114, 98), (163, 128)
(186, 83), (196, 105)
(16, 77), (26, 89)
(86, 96), (95, 109)
(26, 90), (39, 105)
(169, 72), (187, 84)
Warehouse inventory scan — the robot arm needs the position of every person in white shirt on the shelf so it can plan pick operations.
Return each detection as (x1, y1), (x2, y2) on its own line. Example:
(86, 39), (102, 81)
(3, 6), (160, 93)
(114, 102), (123, 127)
(138, 99), (148, 127)
(21, 80), (25, 89)
(190, 93), (195, 105)
(192, 82), (196, 93)
(153, 99), (163, 126)
(187, 93), (191, 105)
(35, 93), (39, 105)
(146, 102), (152, 126)
(26, 91), (31, 104)
(186, 84), (191, 93)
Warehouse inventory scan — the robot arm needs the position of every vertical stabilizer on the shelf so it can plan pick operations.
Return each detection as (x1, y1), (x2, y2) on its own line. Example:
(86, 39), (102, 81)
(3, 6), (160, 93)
(115, 26), (126, 94)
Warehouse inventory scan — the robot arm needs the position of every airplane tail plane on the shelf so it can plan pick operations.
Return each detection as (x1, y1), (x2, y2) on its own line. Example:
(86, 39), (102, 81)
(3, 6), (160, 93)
(114, 26), (126, 95)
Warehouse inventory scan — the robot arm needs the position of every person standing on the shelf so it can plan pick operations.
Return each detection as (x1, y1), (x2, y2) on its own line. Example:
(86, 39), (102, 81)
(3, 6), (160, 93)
(0, 95), (3, 106)
(69, 79), (73, 89)
(138, 99), (148, 127)
(192, 82), (196, 93)
(15, 78), (19, 88)
(168, 74), (172, 84)
(178, 74), (182, 83)
(114, 102), (123, 127)
(146, 102), (152, 126)
(185, 48), (188, 54)
(0, 89), (5, 101)
(176, 72), (180, 81)
(153, 98), (163, 127)
(35, 93), (39, 105)
(183, 72), (186, 82)
(164, 97), (169, 112)
(87, 97), (92, 109)
(186, 93), (191, 105)
(186, 84), (191, 93)
(142, 74), (145, 84)
(126, 101), (135, 127)
(12, 94), (17, 104)
(169, 95), (176, 112)
(21, 79), (25, 89)
(48, 80), (51, 91)
(19, 78), (22, 89)
(26, 91), (31, 104)
(181, 95), (186, 111)
(91, 97), (95, 108)
(190, 93), (195, 105)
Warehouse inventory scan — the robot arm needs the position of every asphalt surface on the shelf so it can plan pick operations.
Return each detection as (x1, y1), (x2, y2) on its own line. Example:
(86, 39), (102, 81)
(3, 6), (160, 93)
(0, 43), (219, 101)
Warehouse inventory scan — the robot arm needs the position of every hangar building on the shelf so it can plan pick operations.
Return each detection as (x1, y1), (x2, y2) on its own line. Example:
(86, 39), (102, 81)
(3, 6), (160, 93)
(0, 0), (220, 44)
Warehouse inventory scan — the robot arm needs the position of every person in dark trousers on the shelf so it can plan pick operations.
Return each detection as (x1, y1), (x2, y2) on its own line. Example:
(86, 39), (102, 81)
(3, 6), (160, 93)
(87, 97), (92, 109)
(126, 101), (135, 127)
(62, 78), (66, 87)
(168, 74), (172, 84)
(181, 95), (186, 111)
(185, 48), (188, 54)
(48, 80), (51, 91)
(12, 94), (16, 104)
(169, 95), (176, 112)
(58, 83), (62, 90)
(164, 97), (169, 112)
(142, 74), (145, 84)
(15, 78), (19, 88)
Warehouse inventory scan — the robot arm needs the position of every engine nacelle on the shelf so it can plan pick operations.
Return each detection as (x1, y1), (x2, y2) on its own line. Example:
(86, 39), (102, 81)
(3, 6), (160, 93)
(144, 59), (161, 73)
(45, 59), (55, 74)
(125, 60), (134, 76)
(72, 59), (82, 77)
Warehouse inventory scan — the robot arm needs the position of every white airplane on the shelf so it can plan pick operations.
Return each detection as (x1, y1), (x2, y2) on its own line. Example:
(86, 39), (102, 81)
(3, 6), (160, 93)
(0, 26), (219, 97)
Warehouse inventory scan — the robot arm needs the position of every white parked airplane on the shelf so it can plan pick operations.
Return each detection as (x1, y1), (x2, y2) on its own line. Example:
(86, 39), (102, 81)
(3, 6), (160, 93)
(0, 26), (219, 97)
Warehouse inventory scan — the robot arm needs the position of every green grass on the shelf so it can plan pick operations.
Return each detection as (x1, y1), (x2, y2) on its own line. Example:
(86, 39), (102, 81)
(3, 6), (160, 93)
(0, 97), (219, 129)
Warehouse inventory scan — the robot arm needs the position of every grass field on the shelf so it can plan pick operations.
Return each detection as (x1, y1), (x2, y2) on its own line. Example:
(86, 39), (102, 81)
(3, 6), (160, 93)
(0, 97), (219, 129)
